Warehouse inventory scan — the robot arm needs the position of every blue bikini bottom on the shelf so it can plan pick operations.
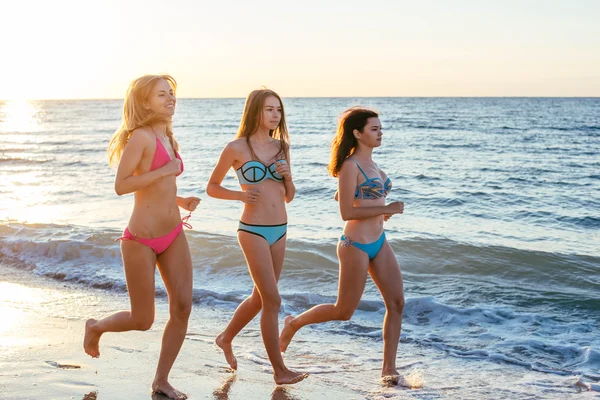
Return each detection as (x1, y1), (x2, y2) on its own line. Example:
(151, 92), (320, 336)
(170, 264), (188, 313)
(238, 221), (287, 246)
(340, 232), (386, 260)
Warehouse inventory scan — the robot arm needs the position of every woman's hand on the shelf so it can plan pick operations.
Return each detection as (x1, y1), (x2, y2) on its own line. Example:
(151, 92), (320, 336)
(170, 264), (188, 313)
(163, 158), (182, 176)
(179, 196), (200, 211)
(240, 189), (260, 204)
(275, 160), (292, 181)
(386, 201), (404, 215)
(383, 213), (393, 222)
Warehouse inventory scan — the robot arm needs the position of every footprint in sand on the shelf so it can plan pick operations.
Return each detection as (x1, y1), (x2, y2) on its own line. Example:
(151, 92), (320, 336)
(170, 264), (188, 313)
(45, 361), (81, 369)
(110, 346), (141, 353)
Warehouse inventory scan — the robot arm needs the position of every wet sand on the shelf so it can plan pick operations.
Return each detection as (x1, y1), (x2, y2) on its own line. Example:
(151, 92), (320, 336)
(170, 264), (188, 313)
(0, 264), (358, 400)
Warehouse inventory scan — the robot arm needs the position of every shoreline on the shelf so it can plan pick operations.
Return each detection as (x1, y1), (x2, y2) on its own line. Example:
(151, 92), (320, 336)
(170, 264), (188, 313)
(0, 264), (361, 400)
(1, 262), (596, 399)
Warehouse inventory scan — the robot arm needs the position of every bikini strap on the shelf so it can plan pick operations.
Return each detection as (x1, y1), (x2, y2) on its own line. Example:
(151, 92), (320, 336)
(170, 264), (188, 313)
(181, 212), (193, 229)
(351, 159), (369, 180)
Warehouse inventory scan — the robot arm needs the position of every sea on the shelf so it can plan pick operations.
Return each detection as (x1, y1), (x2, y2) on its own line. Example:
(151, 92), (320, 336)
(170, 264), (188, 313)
(1, 97), (599, 399)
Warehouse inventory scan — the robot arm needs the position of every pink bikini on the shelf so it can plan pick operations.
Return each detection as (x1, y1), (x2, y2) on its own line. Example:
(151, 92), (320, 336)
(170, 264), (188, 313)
(118, 135), (191, 254)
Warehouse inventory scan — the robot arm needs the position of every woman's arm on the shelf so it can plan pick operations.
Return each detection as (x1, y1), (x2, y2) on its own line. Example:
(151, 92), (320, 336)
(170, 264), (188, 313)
(176, 196), (201, 211)
(276, 149), (295, 203)
(206, 143), (246, 201)
(337, 161), (403, 221)
(283, 178), (295, 203)
(114, 129), (181, 196)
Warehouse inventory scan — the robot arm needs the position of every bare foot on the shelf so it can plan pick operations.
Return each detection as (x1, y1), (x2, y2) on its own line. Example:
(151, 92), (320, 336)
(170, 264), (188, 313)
(279, 315), (297, 353)
(575, 379), (592, 391)
(274, 370), (308, 385)
(215, 333), (238, 370)
(587, 382), (600, 392)
(152, 380), (187, 400)
(381, 374), (401, 386)
(382, 369), (425, 388)
(83, 319), (101, 358)
(381, 368), (400, 386)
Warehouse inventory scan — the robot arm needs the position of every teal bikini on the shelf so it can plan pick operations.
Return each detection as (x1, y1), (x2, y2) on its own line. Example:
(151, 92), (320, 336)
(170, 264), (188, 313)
(238, 221), (287, 246)
(235, 159), (288, 246)
(236, 159), (285, 185)
(340, 159), (392, 260)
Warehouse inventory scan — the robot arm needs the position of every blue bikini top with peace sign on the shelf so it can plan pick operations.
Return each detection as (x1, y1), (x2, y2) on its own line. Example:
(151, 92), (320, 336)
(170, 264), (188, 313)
(236, 159), (287, 184)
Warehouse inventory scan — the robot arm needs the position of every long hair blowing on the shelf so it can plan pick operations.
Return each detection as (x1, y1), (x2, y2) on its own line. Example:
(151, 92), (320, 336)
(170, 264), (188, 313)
(107, 74), (178, 167)
(328, 107), (378, 177)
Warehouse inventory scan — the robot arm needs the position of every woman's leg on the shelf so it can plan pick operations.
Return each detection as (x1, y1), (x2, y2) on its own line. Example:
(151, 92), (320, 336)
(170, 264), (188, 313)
(279, 241), (369, 352)
(83, 240), (157, 358)
(152, 230), (193, 400)
(237, 232), (306, 384)
(215, 235), (286, 370)
(368, 241), (405, 377)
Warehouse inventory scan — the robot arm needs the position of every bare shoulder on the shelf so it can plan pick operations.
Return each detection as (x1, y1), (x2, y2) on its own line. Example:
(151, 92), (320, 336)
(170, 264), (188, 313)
(128, 127), (154, 146)
(337, 159), (360, 183)
(339, 158), (358, 174)
(225, 138), (246, 154)
(229, 137), (245, 145)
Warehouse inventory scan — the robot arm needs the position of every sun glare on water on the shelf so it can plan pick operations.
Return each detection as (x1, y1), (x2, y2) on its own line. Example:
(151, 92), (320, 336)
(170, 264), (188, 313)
(0, 100), (41, 133)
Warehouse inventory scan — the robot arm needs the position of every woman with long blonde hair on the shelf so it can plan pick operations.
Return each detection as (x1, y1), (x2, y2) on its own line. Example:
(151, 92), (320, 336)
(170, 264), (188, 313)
(279, 107), (406, 383)
(83, 74), (199, 399)
(206, 89), (307, 385)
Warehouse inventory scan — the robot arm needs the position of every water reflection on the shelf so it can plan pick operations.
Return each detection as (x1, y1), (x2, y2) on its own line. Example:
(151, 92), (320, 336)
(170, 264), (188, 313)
(0, 100), (41, 133)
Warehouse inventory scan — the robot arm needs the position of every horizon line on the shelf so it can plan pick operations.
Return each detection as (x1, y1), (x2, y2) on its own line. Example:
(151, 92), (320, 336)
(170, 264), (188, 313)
(2, 95), (599, 102)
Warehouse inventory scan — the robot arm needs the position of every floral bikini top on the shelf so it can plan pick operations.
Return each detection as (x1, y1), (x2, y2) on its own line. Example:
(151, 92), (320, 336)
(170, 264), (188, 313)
(351, 159), (392, 200)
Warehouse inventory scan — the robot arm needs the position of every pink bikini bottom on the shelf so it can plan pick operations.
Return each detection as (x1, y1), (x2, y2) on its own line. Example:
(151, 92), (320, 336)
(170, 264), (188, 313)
(117, 214), (192, 254)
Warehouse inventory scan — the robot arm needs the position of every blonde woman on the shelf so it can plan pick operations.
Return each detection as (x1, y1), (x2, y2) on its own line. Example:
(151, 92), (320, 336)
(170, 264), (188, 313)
(83, 75), (199, 399)
(207, 89), (307, 385)
(279, 108), (405, 383)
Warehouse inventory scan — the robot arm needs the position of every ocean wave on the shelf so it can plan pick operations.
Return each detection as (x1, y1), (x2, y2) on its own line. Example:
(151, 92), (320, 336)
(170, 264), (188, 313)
(545, 125), (600, 132)
(411, 124), (454, 130)
(1, 221), (599, 378)
(431, 143), (481, 149)
(0, 156), (53, 164)
(306, 161), (328, 168)
(455, 191), (493, 198)
(414, 174), (440, 181)
(62, 161), (88, 167)
(499, 126), (526, 131)
(556, 215), (600, 229)
(2, 222), (598, 281)
(401, 297), (600, 378)
(422, 197), (466, 207)
(1, 222), (599, 318)
(514, 211), (600, 229)
(280, 295), (600, 378)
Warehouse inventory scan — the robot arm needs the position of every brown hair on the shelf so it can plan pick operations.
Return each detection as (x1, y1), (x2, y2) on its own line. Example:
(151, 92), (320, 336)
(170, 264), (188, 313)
(234, 89), (289, 161)
(328, 107), (378, 177)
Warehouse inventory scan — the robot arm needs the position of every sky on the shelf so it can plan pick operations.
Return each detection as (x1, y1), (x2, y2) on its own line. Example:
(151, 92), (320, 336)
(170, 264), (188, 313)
(1, 0), (599, 99)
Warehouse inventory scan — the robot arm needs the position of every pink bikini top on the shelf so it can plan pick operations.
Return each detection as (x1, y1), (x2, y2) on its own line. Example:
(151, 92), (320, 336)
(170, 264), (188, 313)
(150, 135), (183, 176)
